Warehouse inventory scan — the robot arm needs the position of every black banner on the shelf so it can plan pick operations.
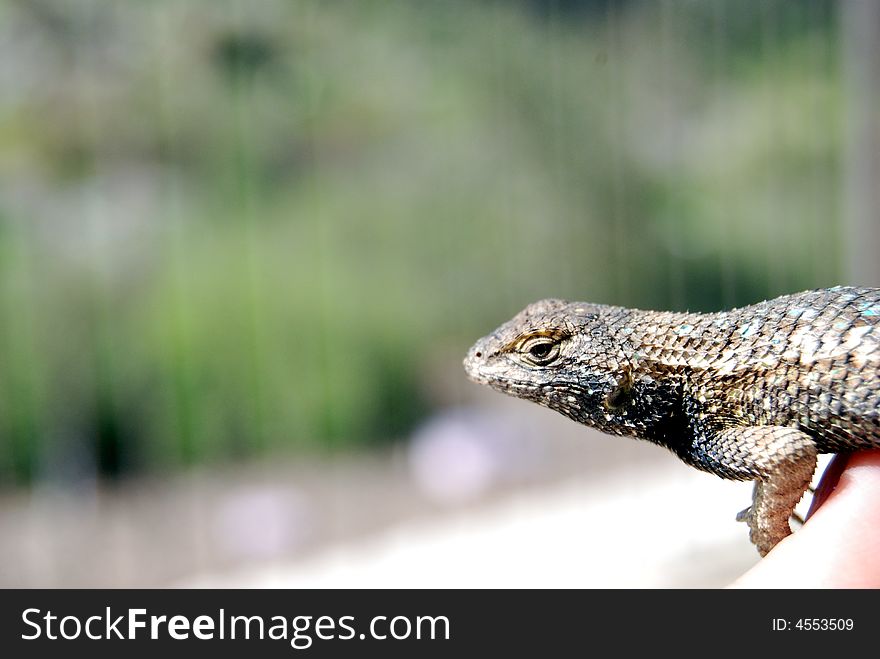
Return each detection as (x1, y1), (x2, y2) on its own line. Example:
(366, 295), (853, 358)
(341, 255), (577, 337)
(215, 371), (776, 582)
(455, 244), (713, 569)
(0, 589), (872, 657)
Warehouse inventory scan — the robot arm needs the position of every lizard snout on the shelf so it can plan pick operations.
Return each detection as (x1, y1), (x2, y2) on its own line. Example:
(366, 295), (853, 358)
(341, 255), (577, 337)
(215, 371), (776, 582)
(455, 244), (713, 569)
(463, 338), (492, 383)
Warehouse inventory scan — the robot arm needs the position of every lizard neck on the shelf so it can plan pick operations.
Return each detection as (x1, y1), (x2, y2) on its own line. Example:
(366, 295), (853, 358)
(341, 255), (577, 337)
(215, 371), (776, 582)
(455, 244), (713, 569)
(587, 306), (704, 454)
(596, 364), (692, 450)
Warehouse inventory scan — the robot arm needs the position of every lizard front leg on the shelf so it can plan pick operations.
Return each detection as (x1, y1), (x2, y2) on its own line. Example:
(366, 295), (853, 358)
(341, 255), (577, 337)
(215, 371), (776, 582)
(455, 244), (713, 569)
(701, 426), (818, 556)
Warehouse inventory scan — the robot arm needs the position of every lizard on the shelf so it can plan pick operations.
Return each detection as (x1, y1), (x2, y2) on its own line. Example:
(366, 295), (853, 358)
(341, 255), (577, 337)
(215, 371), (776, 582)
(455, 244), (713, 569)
(463, 286), (880, 556)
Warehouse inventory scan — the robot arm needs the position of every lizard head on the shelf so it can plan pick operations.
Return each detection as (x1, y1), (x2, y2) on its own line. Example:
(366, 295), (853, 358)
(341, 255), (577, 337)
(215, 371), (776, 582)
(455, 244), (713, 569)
(464, 299), (627, 427)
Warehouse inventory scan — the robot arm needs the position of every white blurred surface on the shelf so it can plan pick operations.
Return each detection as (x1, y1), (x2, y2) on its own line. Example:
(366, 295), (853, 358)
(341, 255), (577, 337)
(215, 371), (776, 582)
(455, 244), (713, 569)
(182, 461), (763, 588)
(2, 401), (831, 588)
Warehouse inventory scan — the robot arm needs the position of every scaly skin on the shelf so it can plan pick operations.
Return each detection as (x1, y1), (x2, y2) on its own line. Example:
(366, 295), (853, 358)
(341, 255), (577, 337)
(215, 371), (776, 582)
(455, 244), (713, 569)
(463, 286), (880, 555)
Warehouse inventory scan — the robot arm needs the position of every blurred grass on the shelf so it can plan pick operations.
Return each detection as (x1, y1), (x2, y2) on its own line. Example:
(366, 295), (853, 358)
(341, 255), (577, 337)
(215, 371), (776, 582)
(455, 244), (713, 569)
(0, 0), (842, 482)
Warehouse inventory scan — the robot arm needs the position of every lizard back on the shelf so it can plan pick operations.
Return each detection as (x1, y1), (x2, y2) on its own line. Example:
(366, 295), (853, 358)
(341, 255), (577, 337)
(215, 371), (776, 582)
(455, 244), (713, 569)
(620, 286), (880, 453)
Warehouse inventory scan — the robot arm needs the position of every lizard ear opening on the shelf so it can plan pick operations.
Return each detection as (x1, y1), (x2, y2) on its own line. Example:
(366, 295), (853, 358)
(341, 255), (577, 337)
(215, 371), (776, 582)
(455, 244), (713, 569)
(604, 370), (633, 411)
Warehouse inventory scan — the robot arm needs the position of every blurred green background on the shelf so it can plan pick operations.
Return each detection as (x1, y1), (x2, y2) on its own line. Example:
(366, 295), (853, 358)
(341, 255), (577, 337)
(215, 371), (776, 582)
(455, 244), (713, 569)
(0, 0), (855, 487)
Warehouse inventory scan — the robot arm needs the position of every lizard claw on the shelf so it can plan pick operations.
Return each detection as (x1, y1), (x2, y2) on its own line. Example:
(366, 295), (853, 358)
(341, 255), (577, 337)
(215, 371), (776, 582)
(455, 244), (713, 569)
(735, 506), (752, 523)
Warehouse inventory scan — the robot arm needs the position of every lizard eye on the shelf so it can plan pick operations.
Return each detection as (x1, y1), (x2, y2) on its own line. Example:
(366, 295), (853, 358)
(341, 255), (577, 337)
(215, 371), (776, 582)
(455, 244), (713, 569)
(520, 337), (561, 366)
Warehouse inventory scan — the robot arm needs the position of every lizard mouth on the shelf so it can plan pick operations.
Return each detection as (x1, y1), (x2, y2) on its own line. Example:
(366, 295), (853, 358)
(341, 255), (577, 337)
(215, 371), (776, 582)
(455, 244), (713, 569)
(463, 348), (542, 396)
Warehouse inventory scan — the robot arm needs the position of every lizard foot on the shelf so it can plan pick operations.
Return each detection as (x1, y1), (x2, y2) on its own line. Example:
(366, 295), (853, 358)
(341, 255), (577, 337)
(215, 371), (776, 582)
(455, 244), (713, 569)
(708, 425), (817, 555)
